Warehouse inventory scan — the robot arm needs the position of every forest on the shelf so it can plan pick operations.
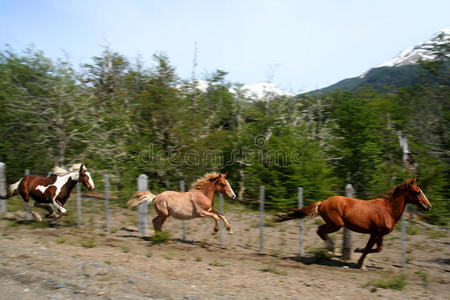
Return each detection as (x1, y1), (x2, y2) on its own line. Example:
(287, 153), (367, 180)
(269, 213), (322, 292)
(0, 38), (448, 225)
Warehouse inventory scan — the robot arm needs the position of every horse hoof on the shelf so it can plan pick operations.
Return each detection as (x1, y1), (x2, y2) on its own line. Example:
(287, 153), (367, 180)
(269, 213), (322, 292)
(228, 231), (234, 234)
(35, 216), (42, 222)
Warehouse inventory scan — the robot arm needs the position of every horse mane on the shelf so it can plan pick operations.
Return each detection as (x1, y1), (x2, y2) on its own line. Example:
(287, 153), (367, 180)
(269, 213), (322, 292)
(191, 172), (221, 190)
(52, 163), (86, 176)
(380, 180), (412, 201)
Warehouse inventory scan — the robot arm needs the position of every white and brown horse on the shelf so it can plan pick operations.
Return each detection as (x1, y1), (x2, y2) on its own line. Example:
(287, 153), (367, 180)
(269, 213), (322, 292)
(127, 172), (236, 234)
(7, 164), (94, 221)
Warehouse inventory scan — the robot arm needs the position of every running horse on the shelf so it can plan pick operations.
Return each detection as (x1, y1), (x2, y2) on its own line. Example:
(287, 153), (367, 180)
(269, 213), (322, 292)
(127, 172), (236, 234)
(7, 164), (95, 221)
(275, 178), (431, 268)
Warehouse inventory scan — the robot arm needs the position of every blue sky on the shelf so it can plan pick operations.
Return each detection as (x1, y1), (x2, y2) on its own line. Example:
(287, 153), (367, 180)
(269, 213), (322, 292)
(1, 0), (449, 93)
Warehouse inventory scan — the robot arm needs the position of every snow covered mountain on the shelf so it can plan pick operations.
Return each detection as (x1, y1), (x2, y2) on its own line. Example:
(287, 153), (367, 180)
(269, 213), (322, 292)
(192, 80), (293, 99)
(240, 82), (293, 99)
(308, 27), (449, 95)
(374, 27), (449, 68)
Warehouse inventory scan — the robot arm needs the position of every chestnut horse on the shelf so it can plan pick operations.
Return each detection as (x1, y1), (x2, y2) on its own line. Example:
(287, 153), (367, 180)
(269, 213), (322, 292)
(7, 164), (95, 221)
(276, 178), (431, 267)
(127, 172), (236, 234)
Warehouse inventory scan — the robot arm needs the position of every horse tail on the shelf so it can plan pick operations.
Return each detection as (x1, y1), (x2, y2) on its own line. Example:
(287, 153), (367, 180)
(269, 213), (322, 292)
(275, 201), (322, 222)
(7, 179), (22, 198)
(127, 191), (156, 209)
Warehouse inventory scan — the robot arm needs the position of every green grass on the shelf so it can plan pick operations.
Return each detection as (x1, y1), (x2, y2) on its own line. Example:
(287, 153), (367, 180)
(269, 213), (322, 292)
(78, 236), (97, 248)
(28, 220), (52, 229)
(150, 231), (170, 244)
(104, 260), (111, 265)
(314, 218), (325, 225)
(162, 254), (173, 260)
(415, 270), (428, 287)
(428, 230), (447, 239)
(264, 217), (276, 227)
(209, 261), (230, 267)
(406, 226), (420, 235)
(259, 261), (287, 276)
(308, 248), (332, 260)
(6, 220), (19, 228)
(364, 274), (407, 291)
(55, 236), (66, 244)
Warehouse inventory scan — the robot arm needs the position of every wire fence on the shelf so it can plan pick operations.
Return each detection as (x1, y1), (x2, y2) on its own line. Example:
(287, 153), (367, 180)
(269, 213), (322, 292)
(0, 163), (448, 268)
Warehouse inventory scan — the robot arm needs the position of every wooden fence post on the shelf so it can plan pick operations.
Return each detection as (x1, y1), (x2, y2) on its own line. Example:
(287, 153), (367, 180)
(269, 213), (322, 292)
(401, 209), (407, 268)
(104, 174), (110, 233)
(219, 193), (224, 246)
(180, 180), (186, 240)
(25, 169), (30, 220)
(259, 185), (265, 253)
(77, 183), (81, 228)
(298, 187), (304, 257)
(137, 174), (148, 235)
(0, 162), (6, 214)
(398, 131), (412, 268)
(342, 184), (354, 260)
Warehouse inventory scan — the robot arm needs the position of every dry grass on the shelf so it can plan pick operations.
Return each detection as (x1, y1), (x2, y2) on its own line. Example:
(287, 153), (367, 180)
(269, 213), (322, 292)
(363, 273), (407, 290)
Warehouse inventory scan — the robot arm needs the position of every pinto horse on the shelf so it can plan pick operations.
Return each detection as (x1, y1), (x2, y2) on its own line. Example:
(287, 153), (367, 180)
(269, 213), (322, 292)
(276, 178), (431, 267)
(7, 164), (95, 221)
(127, 172), (236, 234)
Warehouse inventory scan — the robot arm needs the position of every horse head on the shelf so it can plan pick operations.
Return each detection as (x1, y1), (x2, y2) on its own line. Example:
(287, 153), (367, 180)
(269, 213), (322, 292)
(404, 178), (431, 211)
(211, 173), (236, 199)
(78, 164), (95, 191)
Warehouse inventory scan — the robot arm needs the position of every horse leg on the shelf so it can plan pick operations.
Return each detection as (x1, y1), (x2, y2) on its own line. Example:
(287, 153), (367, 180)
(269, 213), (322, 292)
(152, 214), (168, 232)
(355, 235), (383, 254)
(356, 235), (377, 267)
(52, 198), (66, 215)
(211, 209), (233, 234)
(20, 194), (42, 222)
(317, 223), (341, 252)
(370, 236), (384, 253)
(34, 202), (56, 218)
(199, 210), (220, 234)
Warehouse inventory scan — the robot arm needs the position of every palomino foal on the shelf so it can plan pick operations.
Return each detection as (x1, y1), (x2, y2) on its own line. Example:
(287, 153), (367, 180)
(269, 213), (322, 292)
(8, 164), (94, 221)
(128, 172), (236, 234)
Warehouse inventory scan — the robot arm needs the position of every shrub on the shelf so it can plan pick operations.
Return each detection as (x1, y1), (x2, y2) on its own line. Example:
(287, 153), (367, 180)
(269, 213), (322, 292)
(364, 274), (407, 291)
(151, 231), (170, 244)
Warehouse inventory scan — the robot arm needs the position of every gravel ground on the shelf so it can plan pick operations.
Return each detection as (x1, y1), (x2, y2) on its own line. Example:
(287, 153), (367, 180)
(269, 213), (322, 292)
(0, 199), (449, 299)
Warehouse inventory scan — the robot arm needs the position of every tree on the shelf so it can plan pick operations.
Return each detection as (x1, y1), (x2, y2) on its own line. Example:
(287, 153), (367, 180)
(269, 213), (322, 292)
(1, 47), (95, 171)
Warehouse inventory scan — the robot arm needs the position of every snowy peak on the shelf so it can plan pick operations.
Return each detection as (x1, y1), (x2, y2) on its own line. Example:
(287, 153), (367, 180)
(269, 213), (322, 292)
(241, 82), (293, 99)
(375, 27), (450, 68)
(192, 80), (293, 99)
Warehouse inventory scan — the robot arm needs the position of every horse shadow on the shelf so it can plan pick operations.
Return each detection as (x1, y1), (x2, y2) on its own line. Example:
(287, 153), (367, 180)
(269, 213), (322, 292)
(116, 228), (225, 249)
(285, 255), (364, 269)
(116, 227), (149, 240)
(1, 216), (77, 228)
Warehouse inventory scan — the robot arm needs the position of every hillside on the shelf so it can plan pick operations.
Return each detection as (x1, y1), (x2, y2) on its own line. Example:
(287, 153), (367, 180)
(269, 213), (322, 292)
(307, 27), (449, 95)
(308, 64), (427, 95)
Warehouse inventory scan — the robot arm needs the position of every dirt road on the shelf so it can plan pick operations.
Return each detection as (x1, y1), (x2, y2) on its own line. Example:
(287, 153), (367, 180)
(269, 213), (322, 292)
(0, 199), (448, 299)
